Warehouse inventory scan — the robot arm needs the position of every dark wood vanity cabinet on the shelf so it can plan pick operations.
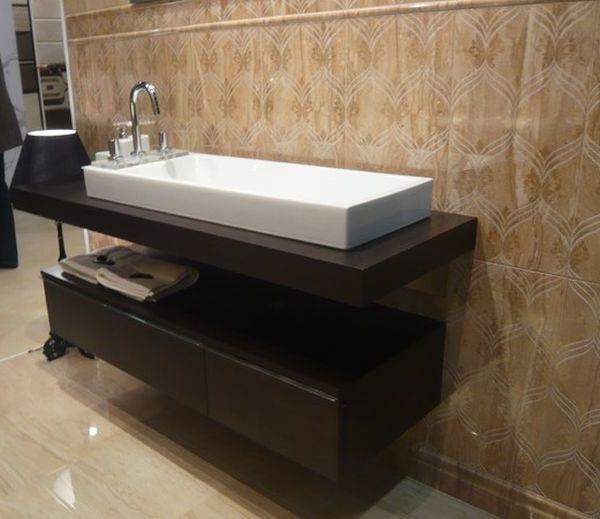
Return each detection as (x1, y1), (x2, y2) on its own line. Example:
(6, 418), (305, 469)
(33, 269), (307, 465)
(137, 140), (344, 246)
(13, 180), (475, 480)
(206, 351), (341, 478)
(42, 266), (445, 480)
(43, 275), (208, 414)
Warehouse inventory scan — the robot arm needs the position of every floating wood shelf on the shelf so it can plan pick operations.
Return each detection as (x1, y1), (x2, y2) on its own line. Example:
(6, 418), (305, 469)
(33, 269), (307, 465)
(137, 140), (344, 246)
(12, 179), (476, 306)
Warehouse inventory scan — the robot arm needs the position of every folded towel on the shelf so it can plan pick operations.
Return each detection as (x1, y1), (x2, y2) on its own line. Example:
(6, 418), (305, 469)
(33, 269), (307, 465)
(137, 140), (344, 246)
(59, 246), (137, 284)
(59, 246), (199, 302)
(96, 256), (199, 302)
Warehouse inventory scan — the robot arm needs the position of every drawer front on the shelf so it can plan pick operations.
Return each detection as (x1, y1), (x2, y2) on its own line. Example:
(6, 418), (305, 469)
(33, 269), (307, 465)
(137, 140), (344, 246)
(44, 279), (207, 414)
(206, 351), (340, 479)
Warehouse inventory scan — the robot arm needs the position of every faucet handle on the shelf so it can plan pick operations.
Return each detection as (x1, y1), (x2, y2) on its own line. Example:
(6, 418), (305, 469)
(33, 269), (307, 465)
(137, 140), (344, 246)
(108, 139), (121, 161)
(116, 124), (128, 139)
(112, 121), (130, 134)
(158, 129), (168, 153)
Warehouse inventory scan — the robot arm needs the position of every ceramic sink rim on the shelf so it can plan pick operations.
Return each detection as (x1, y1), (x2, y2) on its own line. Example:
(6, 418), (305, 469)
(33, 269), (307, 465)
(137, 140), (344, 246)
(83, 151), (433, 249)
(84, 153), (432, 210)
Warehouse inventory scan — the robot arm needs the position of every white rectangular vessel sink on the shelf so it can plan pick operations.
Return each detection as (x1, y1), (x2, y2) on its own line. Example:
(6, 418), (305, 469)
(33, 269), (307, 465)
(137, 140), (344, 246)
(83, 153), (432, 249)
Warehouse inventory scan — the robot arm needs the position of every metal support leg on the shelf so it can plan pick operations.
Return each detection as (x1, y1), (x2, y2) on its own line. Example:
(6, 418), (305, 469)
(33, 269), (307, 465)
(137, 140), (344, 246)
(55, 221), (66, 261)
(44, 226), (95, 360)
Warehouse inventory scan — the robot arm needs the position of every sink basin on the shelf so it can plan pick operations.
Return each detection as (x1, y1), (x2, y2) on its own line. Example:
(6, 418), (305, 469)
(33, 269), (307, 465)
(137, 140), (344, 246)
(83, 153), (432, 249)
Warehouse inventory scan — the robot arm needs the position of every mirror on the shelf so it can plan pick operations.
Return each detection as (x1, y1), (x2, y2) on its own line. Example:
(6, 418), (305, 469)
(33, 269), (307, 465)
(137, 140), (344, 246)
(11, 0), (73, 132)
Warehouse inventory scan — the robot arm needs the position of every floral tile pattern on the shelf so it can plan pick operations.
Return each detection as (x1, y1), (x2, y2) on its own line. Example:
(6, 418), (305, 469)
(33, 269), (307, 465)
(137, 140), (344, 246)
(66, 0), (600, 515)
(431, 259), (600, 514)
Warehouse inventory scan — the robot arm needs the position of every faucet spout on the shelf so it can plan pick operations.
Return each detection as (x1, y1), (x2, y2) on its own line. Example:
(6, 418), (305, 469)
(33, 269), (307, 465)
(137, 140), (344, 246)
(129, 81), (160, 156)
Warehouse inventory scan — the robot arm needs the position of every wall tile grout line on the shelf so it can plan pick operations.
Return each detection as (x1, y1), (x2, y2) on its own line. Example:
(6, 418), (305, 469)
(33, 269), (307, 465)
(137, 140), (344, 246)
(475, 257), (600, 288)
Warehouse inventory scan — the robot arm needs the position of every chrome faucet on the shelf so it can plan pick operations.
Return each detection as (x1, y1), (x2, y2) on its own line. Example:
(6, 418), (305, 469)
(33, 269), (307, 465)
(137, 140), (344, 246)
(129, 81), (160, 157)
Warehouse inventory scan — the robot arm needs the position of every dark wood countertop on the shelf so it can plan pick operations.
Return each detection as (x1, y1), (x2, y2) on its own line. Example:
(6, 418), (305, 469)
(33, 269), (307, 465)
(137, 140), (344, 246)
(12, 179), (476, 306)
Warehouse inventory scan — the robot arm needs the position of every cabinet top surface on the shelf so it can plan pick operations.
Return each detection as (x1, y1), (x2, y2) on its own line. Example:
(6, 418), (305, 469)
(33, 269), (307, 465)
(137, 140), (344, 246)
(13, 179), (476, 305)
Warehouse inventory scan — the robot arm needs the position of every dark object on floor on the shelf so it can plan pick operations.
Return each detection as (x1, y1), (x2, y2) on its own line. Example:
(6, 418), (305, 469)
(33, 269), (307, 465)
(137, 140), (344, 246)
(42, 333), (95, 361)
(0, 153), (18, 268)
(0, 64), (23, 269)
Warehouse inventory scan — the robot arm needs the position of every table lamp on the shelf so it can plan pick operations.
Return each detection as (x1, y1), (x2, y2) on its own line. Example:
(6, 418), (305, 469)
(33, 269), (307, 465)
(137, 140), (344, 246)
(12, 129), (89, 185)
(12, 129), (90, 260)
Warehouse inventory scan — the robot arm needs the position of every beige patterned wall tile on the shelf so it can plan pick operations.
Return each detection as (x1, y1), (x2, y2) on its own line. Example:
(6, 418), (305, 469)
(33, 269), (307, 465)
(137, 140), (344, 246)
(396, 13), (456, 165)
(149, 2), (192, 29)
(185, 0), (222, 25)
(427, 262), (600, 512)
(61, 0), (435, 41)
(568, 24), (600, 284)
(65, 0), (428, 33)
(446, 6), (529, 261)
(70, 2), (186, 38)
(344, 12), (455, 207)
(446, 3), (598, 275)
(67, 0), (274, 39)
(296, 20), (347, 165)
(92, 39), (120, 124)
(223, 28), (264, 155)
(86, 8), (131, 36)
(259, 23), (305, 160)
(257, 20), (347, 165)
(65, 15), (89, 40)
(63, 0), (129, 16)
(512, 277), (600, 514)
(395, 12), (454, 204)
(188, 30), (229, 153)
(114, 35), (156, 107)
(68, 41), (100, 154)
(150, 33), (192, 150)
(427, 261), (554, 482)
(505, 1), (597, 276)
(228, 0), (279, 20)
(345, 15), (405, 170)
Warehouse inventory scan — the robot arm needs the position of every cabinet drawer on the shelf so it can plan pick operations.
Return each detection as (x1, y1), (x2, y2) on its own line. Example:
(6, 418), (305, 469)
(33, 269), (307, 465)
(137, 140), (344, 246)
(206, 351), (340, 479)
(43, 279), (207, 414)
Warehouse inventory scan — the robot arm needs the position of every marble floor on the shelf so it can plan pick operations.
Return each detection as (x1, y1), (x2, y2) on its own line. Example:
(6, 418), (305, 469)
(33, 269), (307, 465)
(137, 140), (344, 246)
(0, 211), (496, 518)
(0, 211), (85, 361)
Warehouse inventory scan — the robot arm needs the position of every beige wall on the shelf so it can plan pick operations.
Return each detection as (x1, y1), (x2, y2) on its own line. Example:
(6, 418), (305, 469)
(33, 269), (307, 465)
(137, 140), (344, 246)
(64, 0), (600, 516)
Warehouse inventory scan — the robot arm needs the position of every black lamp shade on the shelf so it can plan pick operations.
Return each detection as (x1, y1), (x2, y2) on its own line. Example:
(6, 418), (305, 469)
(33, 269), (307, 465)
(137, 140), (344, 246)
(12, 129), (90, 187)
